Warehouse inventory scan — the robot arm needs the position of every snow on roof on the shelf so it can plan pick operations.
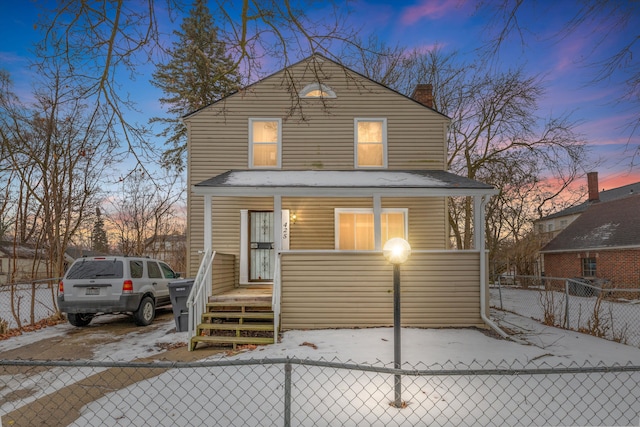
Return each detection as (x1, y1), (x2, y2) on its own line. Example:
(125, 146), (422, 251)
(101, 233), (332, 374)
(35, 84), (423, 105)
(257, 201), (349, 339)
(226, 170), (444, 187)
(195, 170), (495, 192)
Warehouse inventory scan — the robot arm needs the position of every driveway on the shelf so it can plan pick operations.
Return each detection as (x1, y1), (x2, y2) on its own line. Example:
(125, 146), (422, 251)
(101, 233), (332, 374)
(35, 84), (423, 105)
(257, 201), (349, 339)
(0, 308), (223, 427)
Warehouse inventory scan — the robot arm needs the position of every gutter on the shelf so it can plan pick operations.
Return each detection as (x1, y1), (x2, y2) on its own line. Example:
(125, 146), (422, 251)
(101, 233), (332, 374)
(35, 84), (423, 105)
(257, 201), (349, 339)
(477, 195), (527, 345)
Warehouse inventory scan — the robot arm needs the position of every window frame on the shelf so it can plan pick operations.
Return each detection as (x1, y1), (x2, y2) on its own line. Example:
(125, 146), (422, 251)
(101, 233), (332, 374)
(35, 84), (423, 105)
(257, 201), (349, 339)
(354, 118), (388, 169)
(248, 118), (282, 169)
(299, 82), (337, 99)
(581, 257), (597, 277)
(334, 208), (408, 251)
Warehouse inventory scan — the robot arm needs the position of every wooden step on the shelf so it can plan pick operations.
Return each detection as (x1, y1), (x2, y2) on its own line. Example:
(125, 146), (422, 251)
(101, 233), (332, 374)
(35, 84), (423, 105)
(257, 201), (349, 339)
(203, 311), (274, 320)
(197, 322), (274, 332)
(190, 335), (275, 351)
(206, 301), (272, 308)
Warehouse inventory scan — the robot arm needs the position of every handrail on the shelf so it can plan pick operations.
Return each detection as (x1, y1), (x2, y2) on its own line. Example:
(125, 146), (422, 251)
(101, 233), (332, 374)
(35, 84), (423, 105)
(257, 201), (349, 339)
(272, 252), (282, 340)
(187, 249), (216, 350)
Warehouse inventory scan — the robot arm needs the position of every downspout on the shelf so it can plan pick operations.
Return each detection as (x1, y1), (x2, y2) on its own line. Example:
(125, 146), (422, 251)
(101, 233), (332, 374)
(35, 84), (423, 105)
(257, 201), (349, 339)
(476, 195), (526, 344)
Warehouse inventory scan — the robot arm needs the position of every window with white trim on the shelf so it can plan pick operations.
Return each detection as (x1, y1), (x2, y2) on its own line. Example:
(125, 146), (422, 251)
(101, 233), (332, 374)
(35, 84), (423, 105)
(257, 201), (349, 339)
(299, 83), (336, 98)
(249, 118), (281, 168)
(355, 118), (387, 168)
(335, 208), (407, 250)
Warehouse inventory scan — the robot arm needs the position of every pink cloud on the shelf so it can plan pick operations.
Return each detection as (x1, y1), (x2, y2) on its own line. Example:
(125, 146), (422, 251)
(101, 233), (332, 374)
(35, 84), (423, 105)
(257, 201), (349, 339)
(400, 0), (463, 26)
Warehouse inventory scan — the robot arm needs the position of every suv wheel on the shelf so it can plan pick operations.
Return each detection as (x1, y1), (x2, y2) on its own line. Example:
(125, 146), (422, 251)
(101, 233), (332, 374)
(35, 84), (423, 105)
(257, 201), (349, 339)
(133, 296), (155, 326)
(68, 313), (94, 327)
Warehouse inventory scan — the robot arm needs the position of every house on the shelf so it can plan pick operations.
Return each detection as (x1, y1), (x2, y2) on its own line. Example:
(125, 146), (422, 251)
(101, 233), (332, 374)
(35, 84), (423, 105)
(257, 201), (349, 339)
(144, 233), (186, 274)
(0, 241), (51, 285)
(535, 172), (640, 239)
(540, 193), (640, 287)
(184, 54), (497, 349)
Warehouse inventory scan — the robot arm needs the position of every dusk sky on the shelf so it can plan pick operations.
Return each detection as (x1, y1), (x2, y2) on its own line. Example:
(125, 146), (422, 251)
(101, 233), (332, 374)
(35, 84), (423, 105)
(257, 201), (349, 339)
(1, 0), (639, 192)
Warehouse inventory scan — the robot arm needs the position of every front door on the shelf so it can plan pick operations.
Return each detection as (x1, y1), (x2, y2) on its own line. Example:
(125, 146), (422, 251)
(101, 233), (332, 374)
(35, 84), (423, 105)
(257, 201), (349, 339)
(249, 211), (274, 281)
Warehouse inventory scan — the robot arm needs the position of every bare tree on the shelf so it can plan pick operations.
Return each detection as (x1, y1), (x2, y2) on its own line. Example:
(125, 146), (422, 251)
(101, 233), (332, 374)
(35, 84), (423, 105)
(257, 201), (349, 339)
(35, 0), (363, 171)
(478, 0), (640, 167)
(0, 64), (117, 278)
(354, 47), (588, 262)
(106, 169), (184, 257)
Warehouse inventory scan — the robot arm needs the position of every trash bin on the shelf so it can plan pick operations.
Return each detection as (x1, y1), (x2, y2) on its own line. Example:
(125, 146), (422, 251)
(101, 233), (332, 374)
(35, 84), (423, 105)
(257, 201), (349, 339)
(168, 279), (194, 332)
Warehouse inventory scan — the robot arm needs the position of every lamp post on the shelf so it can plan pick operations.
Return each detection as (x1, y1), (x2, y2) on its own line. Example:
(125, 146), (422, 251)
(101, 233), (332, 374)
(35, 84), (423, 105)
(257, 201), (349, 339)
(383, 237), (411, 408)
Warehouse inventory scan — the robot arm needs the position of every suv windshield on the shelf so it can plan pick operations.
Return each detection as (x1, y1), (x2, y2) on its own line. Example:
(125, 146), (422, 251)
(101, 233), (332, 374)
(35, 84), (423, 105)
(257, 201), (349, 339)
(66, 260), (124, 279)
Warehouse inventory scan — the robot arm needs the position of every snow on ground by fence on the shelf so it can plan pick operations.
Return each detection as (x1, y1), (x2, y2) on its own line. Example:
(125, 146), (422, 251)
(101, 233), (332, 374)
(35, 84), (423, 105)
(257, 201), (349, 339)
(490, 285), (640, 347)
(0, 282), (60, 330)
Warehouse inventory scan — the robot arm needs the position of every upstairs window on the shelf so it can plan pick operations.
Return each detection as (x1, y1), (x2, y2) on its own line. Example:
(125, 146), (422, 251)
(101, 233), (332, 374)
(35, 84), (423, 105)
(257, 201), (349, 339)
(299, 83), (336, 98)
(355, 118), (387, 168)
(249, 119), (281, 168)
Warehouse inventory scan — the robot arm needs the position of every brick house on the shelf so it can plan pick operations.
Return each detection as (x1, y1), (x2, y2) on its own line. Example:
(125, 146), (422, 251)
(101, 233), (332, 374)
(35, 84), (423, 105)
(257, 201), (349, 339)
(540, 193), (640, 287)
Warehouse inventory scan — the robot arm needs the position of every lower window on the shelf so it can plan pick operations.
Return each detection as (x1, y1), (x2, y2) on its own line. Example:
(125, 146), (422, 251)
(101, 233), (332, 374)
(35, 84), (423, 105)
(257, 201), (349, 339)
(335, 208), (407, 250)
(582, 257), (596, 277)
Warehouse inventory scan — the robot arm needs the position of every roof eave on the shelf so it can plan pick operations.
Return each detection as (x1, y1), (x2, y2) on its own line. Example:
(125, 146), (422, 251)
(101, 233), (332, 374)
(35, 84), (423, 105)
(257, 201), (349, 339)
(192, 185), (498, 198)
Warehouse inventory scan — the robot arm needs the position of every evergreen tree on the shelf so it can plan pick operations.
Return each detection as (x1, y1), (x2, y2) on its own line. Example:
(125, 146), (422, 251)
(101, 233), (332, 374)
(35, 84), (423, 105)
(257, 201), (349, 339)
(151, 0), (241, 170)
(92, 207), (109, 254)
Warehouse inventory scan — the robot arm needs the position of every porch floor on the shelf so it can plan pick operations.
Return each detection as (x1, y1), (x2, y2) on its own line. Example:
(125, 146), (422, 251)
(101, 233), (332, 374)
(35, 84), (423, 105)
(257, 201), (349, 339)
(209, 285), (273, 305)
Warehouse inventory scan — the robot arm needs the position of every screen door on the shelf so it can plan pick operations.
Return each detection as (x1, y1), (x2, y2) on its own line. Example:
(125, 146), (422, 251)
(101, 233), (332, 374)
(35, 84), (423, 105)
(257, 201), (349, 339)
(249, 211), (274, 281)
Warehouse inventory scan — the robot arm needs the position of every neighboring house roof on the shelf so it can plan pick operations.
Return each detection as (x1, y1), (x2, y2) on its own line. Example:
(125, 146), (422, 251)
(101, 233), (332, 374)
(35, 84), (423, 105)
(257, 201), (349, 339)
(0, 241), (46, 259)
(183, 53), (450, 121)
(194, 170), (496, 197)
(540, 194), (640, 253)
(538, 181), (640, 221)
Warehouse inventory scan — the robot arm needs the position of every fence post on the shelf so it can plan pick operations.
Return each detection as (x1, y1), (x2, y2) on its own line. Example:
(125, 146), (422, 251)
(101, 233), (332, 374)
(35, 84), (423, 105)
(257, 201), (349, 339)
(564, 280), (570, 329)
(284, 359), (292, 427)
(498, 277), (503, 310)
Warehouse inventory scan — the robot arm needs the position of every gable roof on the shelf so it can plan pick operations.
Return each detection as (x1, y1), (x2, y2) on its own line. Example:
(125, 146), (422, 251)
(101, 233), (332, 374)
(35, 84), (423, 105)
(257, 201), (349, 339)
(540, 194), (640, 252)
(538, 181), (640, 221)
(182, 53), (450, 120)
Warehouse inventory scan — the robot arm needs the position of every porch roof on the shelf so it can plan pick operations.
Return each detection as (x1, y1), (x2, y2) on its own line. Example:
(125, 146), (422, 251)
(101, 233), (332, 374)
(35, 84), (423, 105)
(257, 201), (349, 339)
(193, 170), (497, 197)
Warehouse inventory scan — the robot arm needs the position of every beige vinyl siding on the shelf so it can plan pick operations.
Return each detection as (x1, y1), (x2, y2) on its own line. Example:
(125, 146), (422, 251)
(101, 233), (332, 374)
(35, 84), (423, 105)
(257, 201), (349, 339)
(186, 57), (449, 275)
(211, 252), (236, 294)
(284, 196), (447, 250)
(280, 251), (483, 329)
(190, 195), (448, 277)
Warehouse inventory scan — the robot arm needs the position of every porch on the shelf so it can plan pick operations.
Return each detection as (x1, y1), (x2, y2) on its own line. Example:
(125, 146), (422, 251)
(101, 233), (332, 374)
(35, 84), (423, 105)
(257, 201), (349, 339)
(188, 249), (487, 350)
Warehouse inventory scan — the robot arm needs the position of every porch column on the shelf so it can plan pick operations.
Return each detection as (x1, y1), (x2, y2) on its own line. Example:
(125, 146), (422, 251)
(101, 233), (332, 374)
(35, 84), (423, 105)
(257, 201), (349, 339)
(473, 195), (484, 251)
(204, 194), (212, 290)
(373, 194), (382, 250)
(204, 194), (212, 252)
(274, 195), (282, 253)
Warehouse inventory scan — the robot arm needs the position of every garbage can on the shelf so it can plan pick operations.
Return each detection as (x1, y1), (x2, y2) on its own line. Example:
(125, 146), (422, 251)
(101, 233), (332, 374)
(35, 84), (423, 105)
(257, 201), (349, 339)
(168, 279), (195, 332)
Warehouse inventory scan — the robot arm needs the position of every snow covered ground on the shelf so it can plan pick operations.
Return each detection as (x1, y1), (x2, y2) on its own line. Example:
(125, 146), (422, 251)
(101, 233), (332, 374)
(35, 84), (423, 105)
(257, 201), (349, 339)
(0, 283), (59, 329)
(2, 308), (639, 426)
(67, 312), (640, 426)
(491, 286), (640, 347)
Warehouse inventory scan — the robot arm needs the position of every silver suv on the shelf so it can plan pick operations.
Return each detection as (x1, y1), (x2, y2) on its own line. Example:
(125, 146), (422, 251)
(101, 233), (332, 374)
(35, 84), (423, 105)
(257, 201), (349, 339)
(58, 256), (180, 327)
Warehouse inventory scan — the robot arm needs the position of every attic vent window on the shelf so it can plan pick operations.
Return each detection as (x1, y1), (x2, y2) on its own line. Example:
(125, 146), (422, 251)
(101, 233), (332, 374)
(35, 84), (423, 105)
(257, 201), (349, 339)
(299, 83), (336, 99)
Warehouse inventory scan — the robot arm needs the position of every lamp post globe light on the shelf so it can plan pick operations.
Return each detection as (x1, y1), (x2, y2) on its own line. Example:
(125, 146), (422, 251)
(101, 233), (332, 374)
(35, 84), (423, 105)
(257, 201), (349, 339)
(383, 237), (411, 408)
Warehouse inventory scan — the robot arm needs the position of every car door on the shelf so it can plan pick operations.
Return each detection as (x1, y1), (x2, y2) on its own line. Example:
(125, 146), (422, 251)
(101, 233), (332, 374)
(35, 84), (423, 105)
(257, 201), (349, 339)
(147, 260), (170, 304)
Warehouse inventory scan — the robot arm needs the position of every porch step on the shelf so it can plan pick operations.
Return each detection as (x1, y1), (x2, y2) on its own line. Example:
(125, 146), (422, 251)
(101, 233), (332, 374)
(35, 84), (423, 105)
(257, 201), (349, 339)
(202, 311), (274, 320)
(190, 335), (275, 351)
(198, 322), (274, 332)
(206, 301), (272, 308)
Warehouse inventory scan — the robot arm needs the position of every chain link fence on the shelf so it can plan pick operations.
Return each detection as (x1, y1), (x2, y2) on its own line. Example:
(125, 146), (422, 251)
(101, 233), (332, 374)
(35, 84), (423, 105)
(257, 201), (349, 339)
(1, 357), (638, 426)
(0, 278), (62, 333)
(491, 275), (640, 347)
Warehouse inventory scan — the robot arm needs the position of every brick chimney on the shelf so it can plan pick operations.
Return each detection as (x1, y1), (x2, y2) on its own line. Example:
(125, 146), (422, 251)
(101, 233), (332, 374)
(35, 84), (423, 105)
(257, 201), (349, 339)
(587, 172), (599, 202)
(412, 84), (434, 109)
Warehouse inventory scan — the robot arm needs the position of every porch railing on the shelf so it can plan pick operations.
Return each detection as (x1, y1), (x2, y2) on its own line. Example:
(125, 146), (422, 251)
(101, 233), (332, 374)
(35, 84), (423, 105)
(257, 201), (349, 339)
(187, 249), (216, 349)
(272, 252), (282, 339)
